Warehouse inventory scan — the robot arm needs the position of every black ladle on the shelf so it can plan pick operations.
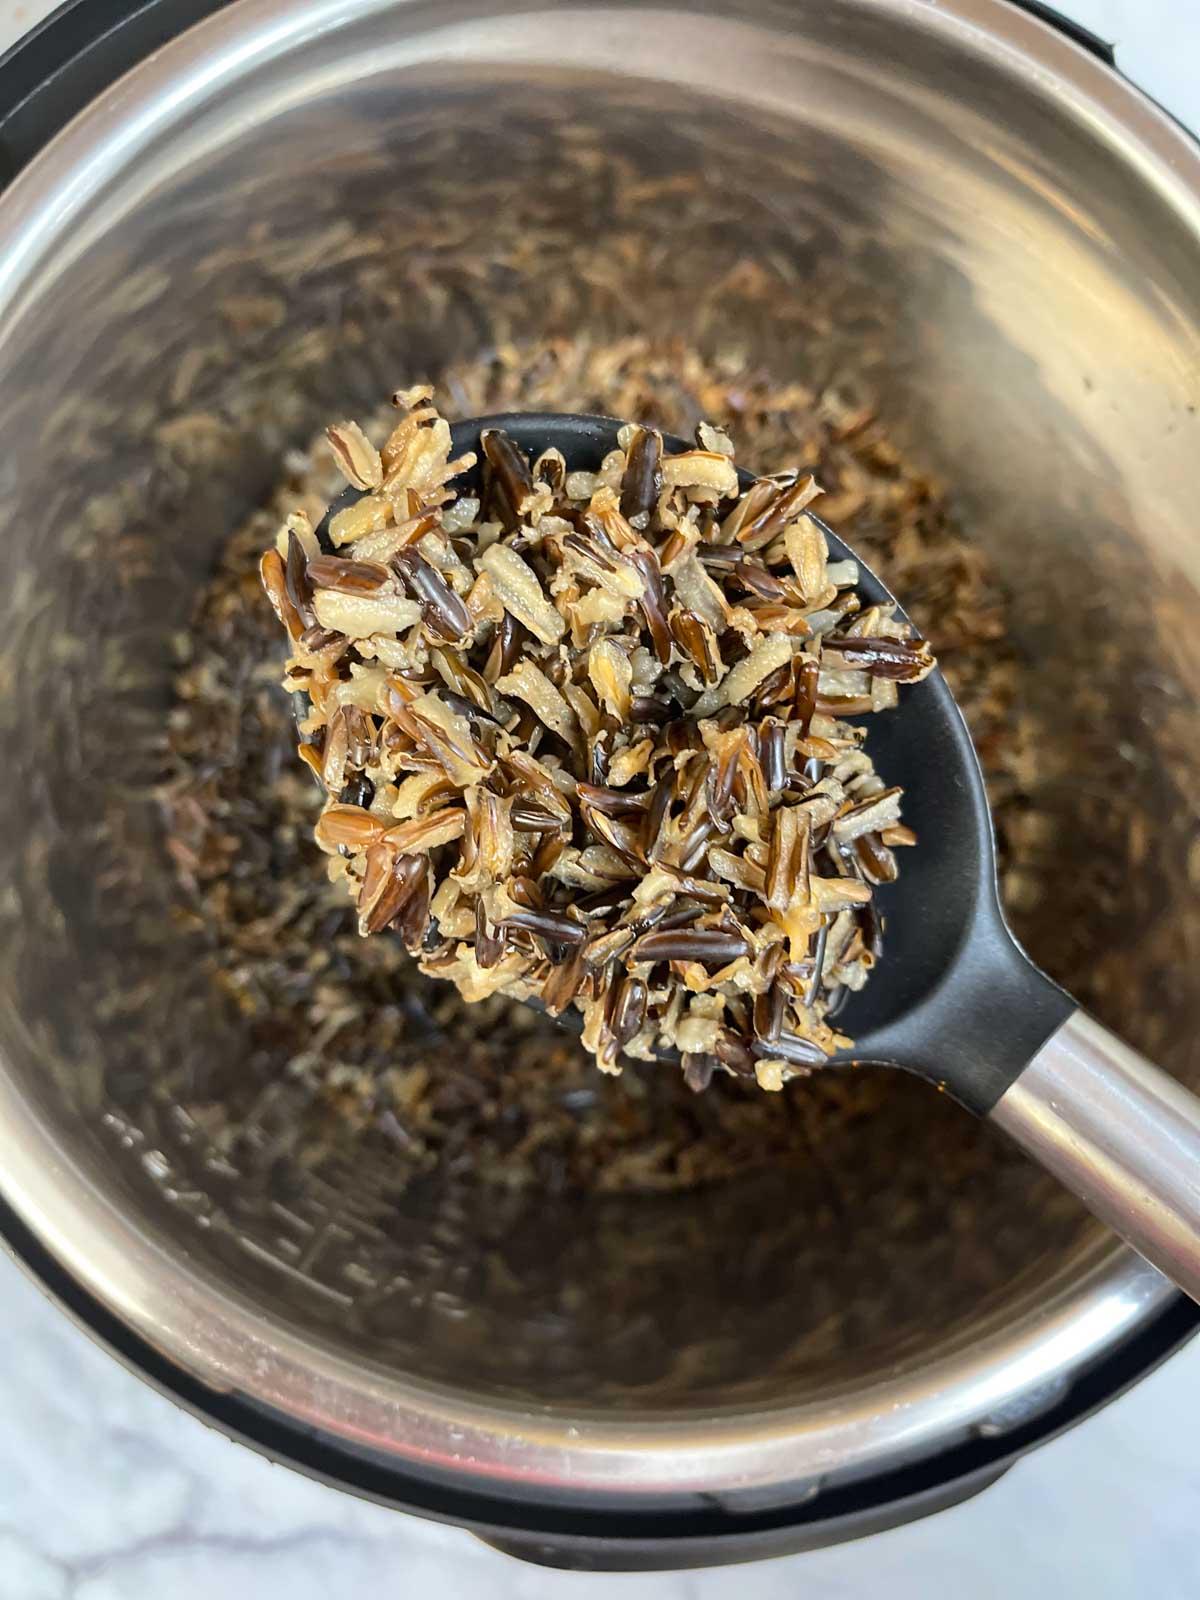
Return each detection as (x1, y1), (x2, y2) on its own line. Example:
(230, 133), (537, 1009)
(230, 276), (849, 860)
(314, 413), (1200, 1303)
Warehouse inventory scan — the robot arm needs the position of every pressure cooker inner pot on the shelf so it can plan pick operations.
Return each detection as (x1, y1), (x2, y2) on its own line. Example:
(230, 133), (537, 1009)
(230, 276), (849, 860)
(0, 3), (1198, 1443)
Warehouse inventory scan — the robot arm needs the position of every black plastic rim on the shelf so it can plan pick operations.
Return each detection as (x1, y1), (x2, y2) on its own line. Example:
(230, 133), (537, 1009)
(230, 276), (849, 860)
(4, 1189), (1195, 1567)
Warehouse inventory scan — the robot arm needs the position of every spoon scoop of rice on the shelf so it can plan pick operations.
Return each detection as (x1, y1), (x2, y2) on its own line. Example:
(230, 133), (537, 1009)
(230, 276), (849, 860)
(260, 390), (934, 1092)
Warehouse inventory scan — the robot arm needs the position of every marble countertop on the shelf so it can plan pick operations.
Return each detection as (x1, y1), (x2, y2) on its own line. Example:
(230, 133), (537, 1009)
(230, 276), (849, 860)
(2, 1), (1199, 1595)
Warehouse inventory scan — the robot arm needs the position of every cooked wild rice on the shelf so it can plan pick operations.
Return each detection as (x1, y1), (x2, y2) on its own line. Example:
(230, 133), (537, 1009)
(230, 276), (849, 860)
(162, 328), (1189, 1208)
(261, 393), (934, 1088)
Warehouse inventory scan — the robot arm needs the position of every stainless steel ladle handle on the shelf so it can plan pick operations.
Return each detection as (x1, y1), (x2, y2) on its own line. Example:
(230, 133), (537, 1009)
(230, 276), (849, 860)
(991, 1012), (1200, 1304)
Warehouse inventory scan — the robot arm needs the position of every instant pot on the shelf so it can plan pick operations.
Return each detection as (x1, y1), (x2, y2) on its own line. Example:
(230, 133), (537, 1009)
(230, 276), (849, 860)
(0, 0), (1198, 1570)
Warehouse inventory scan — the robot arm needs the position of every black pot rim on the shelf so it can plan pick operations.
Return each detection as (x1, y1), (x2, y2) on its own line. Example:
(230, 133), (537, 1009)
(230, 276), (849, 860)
(5, 1191), (1195, 1564)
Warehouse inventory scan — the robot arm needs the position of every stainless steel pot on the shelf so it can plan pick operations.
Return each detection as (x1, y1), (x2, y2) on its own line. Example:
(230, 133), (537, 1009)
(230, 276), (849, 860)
(0, 0), (1198, 1568)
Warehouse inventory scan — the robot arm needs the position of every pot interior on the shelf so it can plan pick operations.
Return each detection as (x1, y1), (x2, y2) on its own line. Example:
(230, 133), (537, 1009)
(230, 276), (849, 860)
(0, 0), (1196, 1471)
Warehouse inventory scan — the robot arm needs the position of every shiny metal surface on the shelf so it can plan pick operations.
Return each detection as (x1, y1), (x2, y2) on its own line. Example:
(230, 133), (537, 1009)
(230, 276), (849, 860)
(995, 1013), (1200, 1304)
(0, 0), (1197, 1507)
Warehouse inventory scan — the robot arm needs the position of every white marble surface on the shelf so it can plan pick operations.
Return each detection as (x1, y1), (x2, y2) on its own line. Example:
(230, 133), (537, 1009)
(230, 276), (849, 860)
(2, 1), (1200, 1594)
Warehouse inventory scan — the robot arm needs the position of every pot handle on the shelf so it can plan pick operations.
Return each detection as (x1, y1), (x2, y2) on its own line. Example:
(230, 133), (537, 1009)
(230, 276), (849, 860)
(0, 0), (233, 187)
(991, 1012), (1200, 1304)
